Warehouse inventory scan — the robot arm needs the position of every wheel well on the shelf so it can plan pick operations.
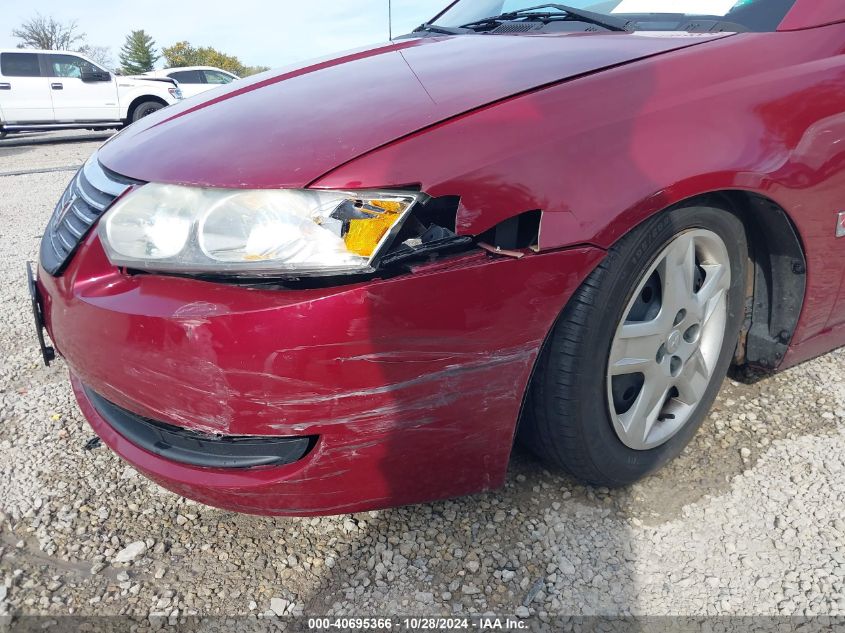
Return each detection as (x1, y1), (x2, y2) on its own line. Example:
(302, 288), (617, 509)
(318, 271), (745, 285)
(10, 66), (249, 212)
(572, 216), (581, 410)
(680, 191), (806, 369)
(126, 96), (167, 122)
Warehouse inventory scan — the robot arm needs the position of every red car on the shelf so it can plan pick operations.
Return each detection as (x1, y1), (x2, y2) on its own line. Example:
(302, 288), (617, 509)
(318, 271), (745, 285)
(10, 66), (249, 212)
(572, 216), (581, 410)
(28, 0), (845, 515)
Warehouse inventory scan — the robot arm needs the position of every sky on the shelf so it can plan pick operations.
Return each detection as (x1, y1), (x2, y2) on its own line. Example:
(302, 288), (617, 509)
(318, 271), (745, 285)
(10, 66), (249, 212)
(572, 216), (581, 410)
(0, 0), (449, 69)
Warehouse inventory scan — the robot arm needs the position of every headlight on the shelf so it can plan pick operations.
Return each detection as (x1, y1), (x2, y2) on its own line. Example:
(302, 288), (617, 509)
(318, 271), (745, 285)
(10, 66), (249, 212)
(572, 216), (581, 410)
(98, 184), (423, 276)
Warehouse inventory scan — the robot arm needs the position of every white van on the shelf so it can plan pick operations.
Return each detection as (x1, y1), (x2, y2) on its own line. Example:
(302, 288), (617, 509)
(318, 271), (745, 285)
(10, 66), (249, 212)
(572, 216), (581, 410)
(0, 49), (183, 139)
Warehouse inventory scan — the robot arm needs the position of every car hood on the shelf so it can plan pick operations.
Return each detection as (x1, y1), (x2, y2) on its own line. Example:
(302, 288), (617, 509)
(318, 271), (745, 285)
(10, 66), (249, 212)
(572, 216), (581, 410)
(123, 76), (175, 85)
(98, 32), (729, 188)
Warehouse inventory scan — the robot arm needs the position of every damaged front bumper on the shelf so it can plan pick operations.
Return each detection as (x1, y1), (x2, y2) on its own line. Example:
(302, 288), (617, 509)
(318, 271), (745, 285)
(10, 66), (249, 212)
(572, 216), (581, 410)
(37, 230), (603, 515)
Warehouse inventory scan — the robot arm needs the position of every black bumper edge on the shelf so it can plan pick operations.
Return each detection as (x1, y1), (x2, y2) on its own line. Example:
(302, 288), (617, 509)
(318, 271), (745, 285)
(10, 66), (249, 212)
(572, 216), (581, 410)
(84, 387), (315, 469)
(26, 261), (55, 366)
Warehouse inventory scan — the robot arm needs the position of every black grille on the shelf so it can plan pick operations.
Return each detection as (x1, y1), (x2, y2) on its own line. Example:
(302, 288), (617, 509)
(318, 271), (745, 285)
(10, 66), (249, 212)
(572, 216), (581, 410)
(40, 157), (137, 275)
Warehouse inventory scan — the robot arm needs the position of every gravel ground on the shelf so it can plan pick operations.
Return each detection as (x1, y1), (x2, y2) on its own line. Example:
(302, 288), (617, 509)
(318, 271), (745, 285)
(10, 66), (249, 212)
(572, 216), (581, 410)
(0, 133), (844, 623)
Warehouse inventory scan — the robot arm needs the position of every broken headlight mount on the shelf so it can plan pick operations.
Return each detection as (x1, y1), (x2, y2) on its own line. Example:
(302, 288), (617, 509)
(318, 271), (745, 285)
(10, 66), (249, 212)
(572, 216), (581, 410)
(379, 195), (474, 268)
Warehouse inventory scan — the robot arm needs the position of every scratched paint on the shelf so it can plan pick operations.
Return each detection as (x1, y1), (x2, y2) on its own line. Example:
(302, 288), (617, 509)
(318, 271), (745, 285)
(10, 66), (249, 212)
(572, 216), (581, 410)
(40, 2), (845, 514)
(45, 232), (604, 515)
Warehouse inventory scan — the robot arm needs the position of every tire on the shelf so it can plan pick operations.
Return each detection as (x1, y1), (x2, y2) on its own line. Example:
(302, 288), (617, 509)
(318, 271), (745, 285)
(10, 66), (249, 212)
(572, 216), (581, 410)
(0, 129), (6, 140)
(131, 100), (164, 123)
(519, 203), (747, 487)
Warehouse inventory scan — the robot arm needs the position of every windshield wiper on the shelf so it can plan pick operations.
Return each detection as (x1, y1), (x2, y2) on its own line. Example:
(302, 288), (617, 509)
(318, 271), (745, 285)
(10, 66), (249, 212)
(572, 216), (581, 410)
(460, 3), (632, 33)
(413, 23), (470, 35)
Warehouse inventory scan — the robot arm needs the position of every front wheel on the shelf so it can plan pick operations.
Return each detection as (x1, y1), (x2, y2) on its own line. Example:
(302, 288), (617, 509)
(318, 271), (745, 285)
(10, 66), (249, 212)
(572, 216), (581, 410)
(131, 101), (164, 123)
(520, 203), (747, 486)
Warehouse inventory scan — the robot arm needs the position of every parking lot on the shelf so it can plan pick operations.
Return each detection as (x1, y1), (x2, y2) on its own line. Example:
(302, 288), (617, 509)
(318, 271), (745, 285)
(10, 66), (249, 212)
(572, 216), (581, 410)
(1, 132), (844, 622)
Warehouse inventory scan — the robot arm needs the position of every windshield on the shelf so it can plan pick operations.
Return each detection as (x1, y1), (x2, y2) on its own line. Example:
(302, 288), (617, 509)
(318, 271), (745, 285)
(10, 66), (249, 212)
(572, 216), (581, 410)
(432, 0), (798, 32)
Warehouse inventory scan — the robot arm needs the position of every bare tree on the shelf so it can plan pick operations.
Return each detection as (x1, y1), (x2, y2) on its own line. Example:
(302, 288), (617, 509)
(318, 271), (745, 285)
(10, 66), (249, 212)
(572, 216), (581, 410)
(80, 45), (114, 69)
(11, 14), (86, 50)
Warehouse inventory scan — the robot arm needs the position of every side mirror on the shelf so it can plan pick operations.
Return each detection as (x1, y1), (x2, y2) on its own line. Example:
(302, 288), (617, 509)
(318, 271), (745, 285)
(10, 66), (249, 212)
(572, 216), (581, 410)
(81, 71), (111, 82)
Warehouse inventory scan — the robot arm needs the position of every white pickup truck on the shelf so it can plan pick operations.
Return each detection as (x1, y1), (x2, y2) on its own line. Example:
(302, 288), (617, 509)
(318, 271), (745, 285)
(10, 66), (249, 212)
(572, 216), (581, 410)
(0, 49), (183, 139)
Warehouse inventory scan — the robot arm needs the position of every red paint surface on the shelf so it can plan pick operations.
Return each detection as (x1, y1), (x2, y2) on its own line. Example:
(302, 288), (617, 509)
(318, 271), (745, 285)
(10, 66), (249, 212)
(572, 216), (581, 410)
(779, 2), (845, 31)
(97, 33), (728, 188)
(41, 234), (602, 515)
(38, 0), (845, 513)
(316, 24), (845, 349)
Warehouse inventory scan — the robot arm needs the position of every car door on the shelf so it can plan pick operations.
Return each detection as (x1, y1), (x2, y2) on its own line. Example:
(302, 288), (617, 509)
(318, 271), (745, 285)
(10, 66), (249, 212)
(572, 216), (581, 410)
(0, 52), (52, 122)
(167, 70), (205, 98)
(46, 53), (119, 121)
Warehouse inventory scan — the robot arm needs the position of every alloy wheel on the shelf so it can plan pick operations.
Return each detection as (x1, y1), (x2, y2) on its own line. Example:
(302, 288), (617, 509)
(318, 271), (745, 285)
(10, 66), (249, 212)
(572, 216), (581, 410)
(606, 229), (731, 450)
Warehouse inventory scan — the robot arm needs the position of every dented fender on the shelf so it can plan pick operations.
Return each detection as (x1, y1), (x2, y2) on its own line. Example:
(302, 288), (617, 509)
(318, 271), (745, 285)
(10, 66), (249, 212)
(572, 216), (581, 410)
(313, 27), (845, 349)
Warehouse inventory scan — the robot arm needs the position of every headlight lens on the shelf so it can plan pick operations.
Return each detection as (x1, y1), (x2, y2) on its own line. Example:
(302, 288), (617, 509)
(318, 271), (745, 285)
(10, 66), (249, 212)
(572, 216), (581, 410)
(99, 184), (422, 276)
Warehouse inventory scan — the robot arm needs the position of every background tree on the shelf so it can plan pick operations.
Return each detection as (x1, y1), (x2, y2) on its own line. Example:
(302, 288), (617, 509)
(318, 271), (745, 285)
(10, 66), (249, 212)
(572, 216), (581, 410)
(119, 30), (160, 74)
(12, 14), (112, 69)
(79, 45), (113, 69)
(242, 64), (271, 77)
(11, 14), (85, 50)
(162, 41), (269, 77)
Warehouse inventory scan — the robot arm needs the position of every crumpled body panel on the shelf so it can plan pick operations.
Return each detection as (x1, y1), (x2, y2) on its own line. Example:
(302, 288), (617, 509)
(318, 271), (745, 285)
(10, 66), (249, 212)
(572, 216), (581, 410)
(41, 233), (603, 515)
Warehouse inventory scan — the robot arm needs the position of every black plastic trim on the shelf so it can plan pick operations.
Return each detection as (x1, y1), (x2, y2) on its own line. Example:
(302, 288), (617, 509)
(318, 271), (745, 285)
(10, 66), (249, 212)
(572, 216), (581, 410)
(84, 387), (315, 469)
(736, 193), (806, 369)
(26, 261), (55, 366)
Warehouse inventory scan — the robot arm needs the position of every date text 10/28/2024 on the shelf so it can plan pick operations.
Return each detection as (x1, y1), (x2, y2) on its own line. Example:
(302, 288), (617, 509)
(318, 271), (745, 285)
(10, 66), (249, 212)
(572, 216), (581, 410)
(308, 617), (530, 630)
